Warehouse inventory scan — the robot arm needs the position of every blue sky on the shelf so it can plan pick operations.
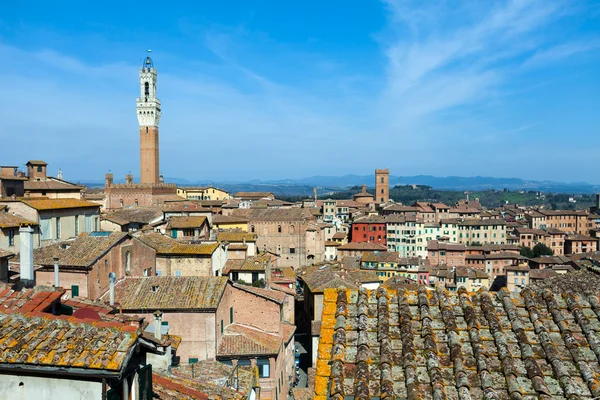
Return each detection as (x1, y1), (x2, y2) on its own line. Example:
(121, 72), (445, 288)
(1, 1), (599, 183)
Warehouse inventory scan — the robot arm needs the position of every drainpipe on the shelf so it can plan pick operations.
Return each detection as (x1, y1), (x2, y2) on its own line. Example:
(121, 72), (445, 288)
(109, 272), (116, 306)
(53, 257), (59, 287)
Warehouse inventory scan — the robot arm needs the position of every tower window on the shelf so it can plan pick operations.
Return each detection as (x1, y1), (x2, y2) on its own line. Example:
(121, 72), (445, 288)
(381, 177), (384, 183)
(144, 82), (149, 99)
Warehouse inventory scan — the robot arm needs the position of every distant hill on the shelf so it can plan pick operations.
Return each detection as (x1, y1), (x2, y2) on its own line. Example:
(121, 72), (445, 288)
(79, 174), (600, 195)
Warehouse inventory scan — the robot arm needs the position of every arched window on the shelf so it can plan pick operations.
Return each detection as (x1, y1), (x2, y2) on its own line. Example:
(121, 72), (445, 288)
(381, 188), (384, 194)
(277, 225), (282, 233)
(380, 177), (384, 183)
(144, 82), (149, 99)
(290, 225), (295, 234)
(251, 225), (255, 233)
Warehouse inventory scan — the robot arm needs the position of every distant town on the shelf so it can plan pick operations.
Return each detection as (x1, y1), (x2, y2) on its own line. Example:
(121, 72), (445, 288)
(2, 55), (600, 399)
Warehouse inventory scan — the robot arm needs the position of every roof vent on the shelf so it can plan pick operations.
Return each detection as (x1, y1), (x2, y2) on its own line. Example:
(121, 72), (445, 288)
(60, 243), (70, 250)
(151, 285), (159, 292)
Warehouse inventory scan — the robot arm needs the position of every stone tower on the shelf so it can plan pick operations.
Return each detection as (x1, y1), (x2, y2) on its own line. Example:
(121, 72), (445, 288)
(136, 53), (162, 184)
(375, 168), (389, 203)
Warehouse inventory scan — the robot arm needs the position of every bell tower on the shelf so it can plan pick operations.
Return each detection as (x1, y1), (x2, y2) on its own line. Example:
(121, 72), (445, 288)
(375, 168), (389, 203)
(136, 51), (162, 184)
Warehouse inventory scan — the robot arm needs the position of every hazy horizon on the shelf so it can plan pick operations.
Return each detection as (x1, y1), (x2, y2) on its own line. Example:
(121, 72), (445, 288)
(2, 1), (599, 182)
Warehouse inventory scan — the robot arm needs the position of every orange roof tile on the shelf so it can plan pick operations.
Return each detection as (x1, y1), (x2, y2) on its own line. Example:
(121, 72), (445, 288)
(20, 198), (100, 210)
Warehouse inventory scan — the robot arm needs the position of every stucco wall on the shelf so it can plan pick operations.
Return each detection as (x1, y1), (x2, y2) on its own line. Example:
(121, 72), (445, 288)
(0, 374), (102, 400)
(130, 311), (217, 362)
(156, 256), (212, 277)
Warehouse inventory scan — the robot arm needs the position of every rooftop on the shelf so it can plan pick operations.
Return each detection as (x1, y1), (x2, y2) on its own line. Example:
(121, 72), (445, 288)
(218, 323), (284, 357)
(137, 232), (219, 256)
(314, 285), (600, 399)
(102, 276), (229, 311)
(0, 308), (138, 373)
(29, 232), (129, 268)
(167, 215), (208, 229)
(102, 207), (163, 225)
(232, 207), (314, 222)
(0, 212), (37, 228)
(217, 231), (257, 243)
(20, 198), (100, 211)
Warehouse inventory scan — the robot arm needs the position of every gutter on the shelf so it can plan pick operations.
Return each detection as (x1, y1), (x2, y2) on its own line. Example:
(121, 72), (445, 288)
(0, 363), (121, 380)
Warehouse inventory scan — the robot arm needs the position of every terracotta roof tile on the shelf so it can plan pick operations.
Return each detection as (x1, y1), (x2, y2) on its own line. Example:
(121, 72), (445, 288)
(137, 233), (218, 256)
(223, 254), (272, 273)
(315, 285), (600, 399)
(218, 323), (282, 356)
(0, 212), (37, 228)
(0, 312), (137, 372)
(217, 231), (257, 243)
(167, 216), (207, 229)
(103, 276), (228, 310)
(28, 232), (129, 268)
(20, 198), (100, 211)
(103, 207), (163, 224)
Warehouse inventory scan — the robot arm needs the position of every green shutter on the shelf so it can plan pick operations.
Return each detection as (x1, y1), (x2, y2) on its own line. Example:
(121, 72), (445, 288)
(71, 285), (79, 297)
(229, 307), (233, 324)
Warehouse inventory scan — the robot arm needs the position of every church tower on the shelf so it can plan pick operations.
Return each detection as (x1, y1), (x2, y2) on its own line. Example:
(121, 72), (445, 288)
(375, 168), (389, 203)
(136, 53), (161, 184)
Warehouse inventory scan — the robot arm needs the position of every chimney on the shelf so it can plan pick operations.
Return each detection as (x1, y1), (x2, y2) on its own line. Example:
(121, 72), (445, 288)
(361, 184), (366, 193)
(19, 225), (35, 288)
(57, 169), (63, 180)
(153, 310), (163, 341)
(53, 257), (59, 287)
(109, 272), (116, 306)
(159, 175), (164, 184)
(125, 174), (133, 185)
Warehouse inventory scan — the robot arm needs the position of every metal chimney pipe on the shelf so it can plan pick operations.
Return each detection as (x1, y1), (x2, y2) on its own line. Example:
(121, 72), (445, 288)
(53, 257), (59, 287)
(109, 272), (116, 306)
(19, 225), (35, 288)
(153, 310), (163, 341)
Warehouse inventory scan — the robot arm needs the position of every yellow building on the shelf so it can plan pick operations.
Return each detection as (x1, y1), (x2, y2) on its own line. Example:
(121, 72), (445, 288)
(212, 215), (248, 232)
(360, 252), (421, 282)
(177, 186), (230, 201)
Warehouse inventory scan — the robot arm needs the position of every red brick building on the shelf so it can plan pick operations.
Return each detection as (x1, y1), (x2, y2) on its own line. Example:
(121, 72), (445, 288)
(351, 216), (386, 244)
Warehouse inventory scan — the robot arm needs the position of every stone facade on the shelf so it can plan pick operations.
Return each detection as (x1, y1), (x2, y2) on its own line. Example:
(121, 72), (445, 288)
(104, 173), (176, 210)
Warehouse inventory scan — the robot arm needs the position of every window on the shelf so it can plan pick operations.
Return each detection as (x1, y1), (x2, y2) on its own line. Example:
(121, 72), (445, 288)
(289, 248), (296, 254)
(125, 251), (131, 274)
(257, 358), (270, 378)
(8, 229), (14, 246)
(74, 216), (79, 236)
(230, 307), (233, 324)
(37, 166), (43, 173)
(55, 217), (61, 239)
(250, 225), (255, 233)
(175, 270), (182, 277)
(156, 270), (162, 276)
(221, 320), (224, 334)
(277, 225), (282, 233)
(71, 285), (79, 297)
